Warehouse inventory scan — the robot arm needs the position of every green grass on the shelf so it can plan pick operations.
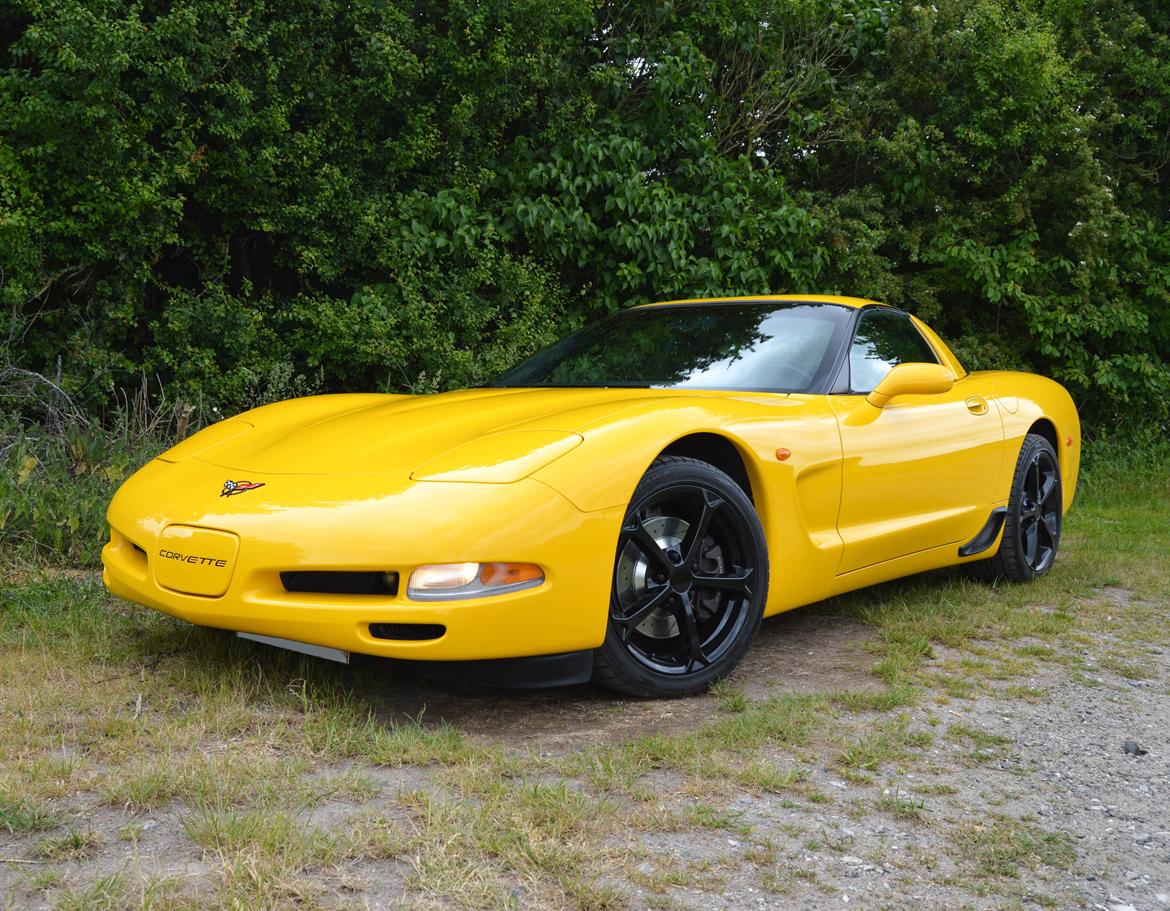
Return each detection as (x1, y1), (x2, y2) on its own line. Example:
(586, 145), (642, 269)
(875, 787), (927, 821)
(951, 815), (1076, 878)
(35, 829), (104, 861)
(734, 763), (811, 794)
(0, 792), (59, 834)
(0, 437), (1167, 908)
(678, 803), (751, 835)
(51, 873), (136, 911)
(630, 855), (732, 894)
(1098, 653), (1156, 680)
(398, 779), (622, 909)
(837, 716), (932, 772)
(946, 723), (1015, 765)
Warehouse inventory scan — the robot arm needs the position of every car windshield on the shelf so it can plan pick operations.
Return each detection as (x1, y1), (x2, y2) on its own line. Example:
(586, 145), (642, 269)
(491, 302), (852, 393)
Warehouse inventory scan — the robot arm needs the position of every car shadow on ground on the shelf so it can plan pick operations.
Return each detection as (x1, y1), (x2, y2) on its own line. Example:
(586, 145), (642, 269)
(339, 603), (882, 752)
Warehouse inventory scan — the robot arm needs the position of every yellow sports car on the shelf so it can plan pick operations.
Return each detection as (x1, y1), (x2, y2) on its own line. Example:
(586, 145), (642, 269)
(103, 296), (1080, 696)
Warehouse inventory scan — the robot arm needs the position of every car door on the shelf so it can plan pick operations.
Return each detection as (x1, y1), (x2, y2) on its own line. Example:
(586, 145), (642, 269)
(828, 308), (1004, 574)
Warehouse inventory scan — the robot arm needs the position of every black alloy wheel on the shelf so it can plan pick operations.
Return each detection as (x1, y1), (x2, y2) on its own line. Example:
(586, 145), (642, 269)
(594, 456), (769, 697)
(968, 432), (1063, 583)
(1017, 445), (1061, 574)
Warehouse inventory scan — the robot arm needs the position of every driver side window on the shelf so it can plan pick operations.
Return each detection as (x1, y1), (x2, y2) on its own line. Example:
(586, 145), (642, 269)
(849, 309), (939, 394)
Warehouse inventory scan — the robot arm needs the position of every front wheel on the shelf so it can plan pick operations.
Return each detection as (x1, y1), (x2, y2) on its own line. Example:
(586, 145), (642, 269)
(968, 432), (1063, 583)
(593, 456), (769, 698)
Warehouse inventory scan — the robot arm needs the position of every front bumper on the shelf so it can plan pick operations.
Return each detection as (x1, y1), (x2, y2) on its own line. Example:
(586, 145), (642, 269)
(102, 458), (621, 662)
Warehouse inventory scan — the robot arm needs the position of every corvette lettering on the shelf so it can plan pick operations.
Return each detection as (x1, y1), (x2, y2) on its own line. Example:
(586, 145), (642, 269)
(158, 549), (228, 568)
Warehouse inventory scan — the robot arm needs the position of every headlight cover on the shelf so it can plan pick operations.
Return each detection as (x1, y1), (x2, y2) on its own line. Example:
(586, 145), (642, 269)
(407, 562), (544, 601)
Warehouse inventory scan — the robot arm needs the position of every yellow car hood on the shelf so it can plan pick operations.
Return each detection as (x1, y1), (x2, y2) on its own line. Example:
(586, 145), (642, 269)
(188, 387), (700, 477)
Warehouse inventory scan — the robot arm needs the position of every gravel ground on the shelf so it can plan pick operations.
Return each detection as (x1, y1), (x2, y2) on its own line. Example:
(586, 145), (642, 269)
(994, 654), (1168, 911)
(618, 601), (1170, 910)
(2, 585), (1167, 910)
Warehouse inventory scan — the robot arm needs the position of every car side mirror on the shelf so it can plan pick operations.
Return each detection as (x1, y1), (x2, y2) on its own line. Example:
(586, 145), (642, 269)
(865, 363), (955, 408)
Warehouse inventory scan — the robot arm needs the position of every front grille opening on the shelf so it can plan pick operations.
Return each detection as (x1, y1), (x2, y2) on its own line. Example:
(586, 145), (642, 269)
(281, 571), (399, 596)
(369, 622), (446, 641)
(131, 542), (147, 557)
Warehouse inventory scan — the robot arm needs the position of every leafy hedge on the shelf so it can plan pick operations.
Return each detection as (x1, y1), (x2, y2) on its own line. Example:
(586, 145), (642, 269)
(2, 0), (1168, 424)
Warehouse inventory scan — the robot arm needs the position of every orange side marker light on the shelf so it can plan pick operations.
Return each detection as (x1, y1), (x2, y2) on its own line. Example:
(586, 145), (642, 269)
(1065, 436), (1073, 447)
(775, 447), (792, 461)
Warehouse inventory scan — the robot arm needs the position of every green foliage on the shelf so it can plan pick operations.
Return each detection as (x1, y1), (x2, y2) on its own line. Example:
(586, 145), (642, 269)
(1, 0), (581, 405)
(834, 0), (1170, 420)
(0, 790), (59, 834)
(0, 414), (158, 566)
(0, 0), (1167, 422)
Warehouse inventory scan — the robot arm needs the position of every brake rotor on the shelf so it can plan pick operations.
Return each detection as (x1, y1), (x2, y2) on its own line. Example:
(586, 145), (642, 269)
(615, 514), (725, 640)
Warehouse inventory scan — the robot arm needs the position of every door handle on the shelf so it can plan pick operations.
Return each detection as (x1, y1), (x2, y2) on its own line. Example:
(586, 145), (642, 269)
(965, 396), (989, 416)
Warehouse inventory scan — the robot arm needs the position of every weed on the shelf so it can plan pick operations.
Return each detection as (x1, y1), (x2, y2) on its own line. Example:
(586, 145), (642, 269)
(838, 716), (932, 771)
(0, 792), (58, 834)
(876, 788), (927, 821)
(35, 829), (103, 861)
(951, 815), (1076, 877)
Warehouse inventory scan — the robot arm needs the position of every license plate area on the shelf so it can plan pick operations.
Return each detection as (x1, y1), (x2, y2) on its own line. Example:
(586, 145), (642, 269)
(154, 525), (239, 597)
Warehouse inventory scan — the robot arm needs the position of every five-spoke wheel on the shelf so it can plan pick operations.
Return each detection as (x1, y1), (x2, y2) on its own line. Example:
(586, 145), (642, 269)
(595, 456), (768, 697)
(968, 432), (1063, 582)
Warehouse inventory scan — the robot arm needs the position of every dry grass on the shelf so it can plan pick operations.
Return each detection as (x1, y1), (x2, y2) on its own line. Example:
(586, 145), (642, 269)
(1, 447), (1167, 909)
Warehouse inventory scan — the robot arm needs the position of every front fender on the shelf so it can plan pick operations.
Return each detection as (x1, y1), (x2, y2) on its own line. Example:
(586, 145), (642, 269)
(532, 393), (848, 617)
(988, 372), (1080, 514)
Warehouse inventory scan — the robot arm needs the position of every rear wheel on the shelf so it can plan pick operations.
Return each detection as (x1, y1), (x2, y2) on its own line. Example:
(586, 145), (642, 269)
(593, 456), (769, 697)
(968, 433), (1062, 582)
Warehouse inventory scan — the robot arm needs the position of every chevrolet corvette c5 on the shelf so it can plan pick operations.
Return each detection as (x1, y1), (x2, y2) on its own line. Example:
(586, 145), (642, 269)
(103, 296), (1079, 696)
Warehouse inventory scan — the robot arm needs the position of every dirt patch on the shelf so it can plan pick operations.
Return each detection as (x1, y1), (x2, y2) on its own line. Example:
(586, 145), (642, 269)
(1094, 584), (1139, 607)
(359, 604), (880, 752)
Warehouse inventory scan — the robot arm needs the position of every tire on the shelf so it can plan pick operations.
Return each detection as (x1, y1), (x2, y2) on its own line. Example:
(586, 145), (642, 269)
(593, 456), (770, 698)
(967, 433), (1063, 583)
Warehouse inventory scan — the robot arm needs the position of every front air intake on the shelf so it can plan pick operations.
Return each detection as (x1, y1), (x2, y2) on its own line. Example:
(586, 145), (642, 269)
(280, 571), (398, 596)
(368, 623), (446, 641)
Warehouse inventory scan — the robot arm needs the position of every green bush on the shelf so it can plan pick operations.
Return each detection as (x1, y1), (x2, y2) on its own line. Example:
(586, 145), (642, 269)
(0, 0), (1167, 424)
(0, 414), (166, 566)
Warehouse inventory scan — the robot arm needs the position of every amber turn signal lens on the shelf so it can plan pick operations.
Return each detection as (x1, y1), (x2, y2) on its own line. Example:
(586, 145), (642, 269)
(479, 563), (543, 586)
(775, 447), (791, 461)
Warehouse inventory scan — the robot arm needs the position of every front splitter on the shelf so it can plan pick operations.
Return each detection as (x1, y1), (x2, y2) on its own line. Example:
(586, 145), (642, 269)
(237, 631), (351, 664)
